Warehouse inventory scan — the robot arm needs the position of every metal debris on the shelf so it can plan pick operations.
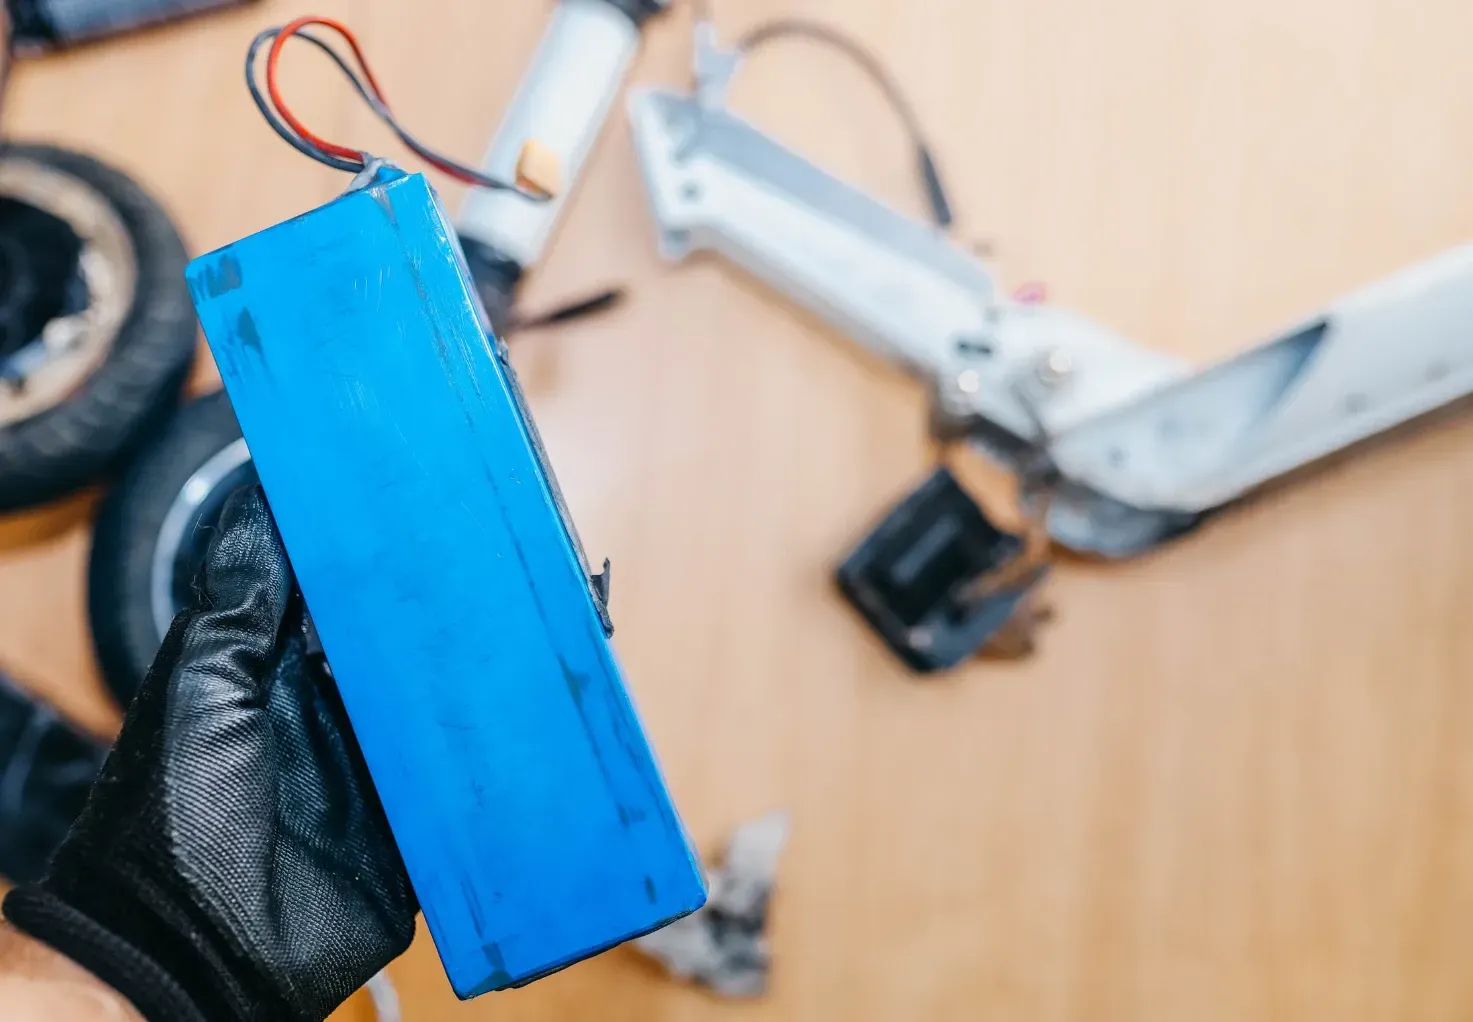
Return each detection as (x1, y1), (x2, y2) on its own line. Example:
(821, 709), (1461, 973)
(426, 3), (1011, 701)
(634, 811), (789, 997)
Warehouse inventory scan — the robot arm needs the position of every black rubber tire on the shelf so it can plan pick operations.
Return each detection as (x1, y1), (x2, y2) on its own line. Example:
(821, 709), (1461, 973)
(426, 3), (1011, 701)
(0, 142), (196, 511)
(88, 390), (244, 708)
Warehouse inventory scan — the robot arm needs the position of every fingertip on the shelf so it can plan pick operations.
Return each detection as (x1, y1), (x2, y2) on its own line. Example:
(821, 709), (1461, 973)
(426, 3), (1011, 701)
(214, 484), (271, 539)
(201, 484), (291, 627)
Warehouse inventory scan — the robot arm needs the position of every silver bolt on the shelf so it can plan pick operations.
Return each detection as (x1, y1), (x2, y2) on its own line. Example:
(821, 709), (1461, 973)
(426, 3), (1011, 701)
(957, 369), (981, 394)
(1036, 349), (1073, 388)
(908, 626), (935, 651)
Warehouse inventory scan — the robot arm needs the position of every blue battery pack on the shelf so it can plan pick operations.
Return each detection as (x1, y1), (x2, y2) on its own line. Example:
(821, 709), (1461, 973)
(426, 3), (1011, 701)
(186, 168), (705, 997)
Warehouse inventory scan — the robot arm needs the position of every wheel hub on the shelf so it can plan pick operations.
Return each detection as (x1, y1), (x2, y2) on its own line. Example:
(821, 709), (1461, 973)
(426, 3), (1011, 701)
(149, 439), (257, 640)
(0, 158), (135, 426)
(0, 195), (85, 363)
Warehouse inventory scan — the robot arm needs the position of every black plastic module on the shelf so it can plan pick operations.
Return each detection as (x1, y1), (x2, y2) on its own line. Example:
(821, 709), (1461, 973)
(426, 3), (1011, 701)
(0, 672), (107, 883)
(836, 467), (1042, 673)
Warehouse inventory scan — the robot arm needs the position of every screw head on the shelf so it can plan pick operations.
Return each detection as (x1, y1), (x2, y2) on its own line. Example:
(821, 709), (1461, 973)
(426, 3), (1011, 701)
(1036, 349), (1073, 387)
(957, 369), (981, 394)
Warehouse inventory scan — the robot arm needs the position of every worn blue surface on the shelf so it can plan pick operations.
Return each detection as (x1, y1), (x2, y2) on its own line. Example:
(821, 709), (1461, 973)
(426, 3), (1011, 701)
(186, 170), (706, 998)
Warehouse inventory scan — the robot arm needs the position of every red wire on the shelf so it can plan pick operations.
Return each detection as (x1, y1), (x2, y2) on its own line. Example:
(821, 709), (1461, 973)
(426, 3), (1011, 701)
(423, 160), (479, 186)
(262, 16), (508, 188)
(266, 15), (388, 164)
(422, 161), (479, 186)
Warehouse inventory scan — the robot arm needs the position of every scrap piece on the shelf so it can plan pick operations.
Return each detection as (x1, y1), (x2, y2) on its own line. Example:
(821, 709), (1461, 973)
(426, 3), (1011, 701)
(635, 811), (789, 997)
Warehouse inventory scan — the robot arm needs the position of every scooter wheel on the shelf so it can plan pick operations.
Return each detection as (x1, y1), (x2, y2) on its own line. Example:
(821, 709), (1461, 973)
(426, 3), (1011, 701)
(88, 390), (252, 708)
(0, 143), (196, 511)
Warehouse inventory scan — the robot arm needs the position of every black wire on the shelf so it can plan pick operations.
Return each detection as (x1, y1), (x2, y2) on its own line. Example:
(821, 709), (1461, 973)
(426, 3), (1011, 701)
(738, 21), (925, 143)
(734, 18), (954, 228)
(245, 28), (363, 172)
(509, 287), (627, 332)
(380, 113), (520, 193)
(245, 27), (548, 199)
(359, 91), (548, 196)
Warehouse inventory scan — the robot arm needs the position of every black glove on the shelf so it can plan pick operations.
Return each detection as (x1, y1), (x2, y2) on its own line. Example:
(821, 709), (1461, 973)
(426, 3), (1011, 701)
(3, 486), (417, 1022)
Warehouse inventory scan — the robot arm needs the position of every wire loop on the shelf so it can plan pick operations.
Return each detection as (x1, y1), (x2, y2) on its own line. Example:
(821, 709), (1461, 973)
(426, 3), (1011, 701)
(245, 18), (550, 200)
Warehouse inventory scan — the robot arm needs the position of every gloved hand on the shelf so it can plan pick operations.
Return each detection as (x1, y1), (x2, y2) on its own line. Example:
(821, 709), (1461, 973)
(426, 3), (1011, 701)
(2, 486), (417, 1022)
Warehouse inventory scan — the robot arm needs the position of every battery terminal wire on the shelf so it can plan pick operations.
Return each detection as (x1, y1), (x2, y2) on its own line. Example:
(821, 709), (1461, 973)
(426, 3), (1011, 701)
(245, 16), (559, 201)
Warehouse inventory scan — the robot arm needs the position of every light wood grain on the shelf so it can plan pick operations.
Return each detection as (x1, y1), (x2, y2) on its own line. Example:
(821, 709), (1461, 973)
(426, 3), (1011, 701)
(7, 0), (1473, 1019)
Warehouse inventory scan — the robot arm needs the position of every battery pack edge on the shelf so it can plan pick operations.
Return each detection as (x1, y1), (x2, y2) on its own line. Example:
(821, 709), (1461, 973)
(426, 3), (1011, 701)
(186, 170), (705, 996)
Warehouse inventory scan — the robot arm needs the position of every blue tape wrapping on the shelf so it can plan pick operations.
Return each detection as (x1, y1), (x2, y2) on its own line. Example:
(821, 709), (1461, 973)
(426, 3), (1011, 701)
(186, 169), (705, 997)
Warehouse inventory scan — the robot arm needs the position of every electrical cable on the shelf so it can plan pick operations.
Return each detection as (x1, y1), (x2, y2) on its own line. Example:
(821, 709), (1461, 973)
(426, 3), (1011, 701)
(244, 20), (618, 336)
(244, 17), (549, 199)
(245, 28), (363, 173)
(732, 17), (955, 228)
(508, 287), (627, 332)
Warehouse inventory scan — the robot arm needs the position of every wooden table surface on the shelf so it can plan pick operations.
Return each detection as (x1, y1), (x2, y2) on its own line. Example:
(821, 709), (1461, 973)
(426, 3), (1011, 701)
(7, 0), (1473, 1019)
